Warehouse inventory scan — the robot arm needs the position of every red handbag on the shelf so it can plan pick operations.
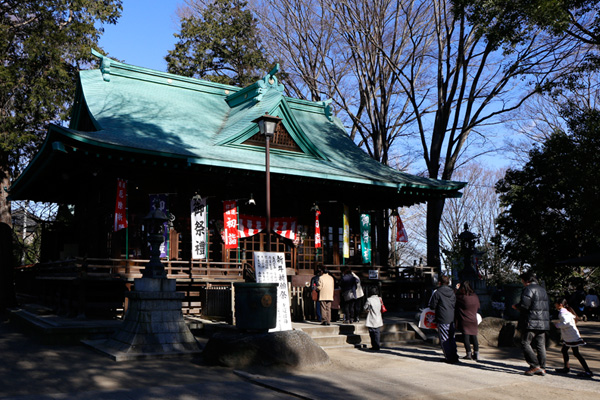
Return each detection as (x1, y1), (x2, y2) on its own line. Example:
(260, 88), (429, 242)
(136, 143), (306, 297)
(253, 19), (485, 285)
(380, 298), (387, 313)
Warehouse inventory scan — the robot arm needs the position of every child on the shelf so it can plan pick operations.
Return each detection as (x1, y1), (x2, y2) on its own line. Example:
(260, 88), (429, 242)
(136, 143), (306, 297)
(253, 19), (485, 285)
(554, 299), (594, 378)
(364, 287), (384, 351)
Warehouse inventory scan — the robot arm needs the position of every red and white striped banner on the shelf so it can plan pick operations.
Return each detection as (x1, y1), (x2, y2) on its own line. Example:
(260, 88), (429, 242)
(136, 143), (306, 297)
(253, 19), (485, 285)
(114, 178), (127, 232)
(314, 210), (322, 248)
(273, 217), (297, 241)
(223, 200), (238, 249)
(238, 215), (265, 238)
(396, 215), (408, 243)
(234, 214), (297, 241)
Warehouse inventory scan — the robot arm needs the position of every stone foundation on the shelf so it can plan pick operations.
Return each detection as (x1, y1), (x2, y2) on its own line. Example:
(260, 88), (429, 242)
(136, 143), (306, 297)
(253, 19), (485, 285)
(84, 277), (201, 361)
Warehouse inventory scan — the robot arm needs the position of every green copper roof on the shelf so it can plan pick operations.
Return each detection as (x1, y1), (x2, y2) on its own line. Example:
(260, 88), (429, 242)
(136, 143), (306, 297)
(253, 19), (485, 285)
(10, 51), (465, 201)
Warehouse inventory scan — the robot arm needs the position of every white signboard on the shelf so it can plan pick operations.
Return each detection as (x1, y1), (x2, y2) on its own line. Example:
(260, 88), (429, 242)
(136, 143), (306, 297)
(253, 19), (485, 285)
(254, 251), (292, 332)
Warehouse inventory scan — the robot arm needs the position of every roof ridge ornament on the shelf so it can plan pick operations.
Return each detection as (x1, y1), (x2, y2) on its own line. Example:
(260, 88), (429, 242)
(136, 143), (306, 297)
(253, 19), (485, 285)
(91, 48), (111, 82)
(260, 63), (284, 92)
(322, 99), (333, 121)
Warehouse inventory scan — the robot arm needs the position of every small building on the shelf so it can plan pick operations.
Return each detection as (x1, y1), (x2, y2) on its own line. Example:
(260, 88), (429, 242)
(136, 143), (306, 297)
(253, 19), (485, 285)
(9, 50), (464, 317)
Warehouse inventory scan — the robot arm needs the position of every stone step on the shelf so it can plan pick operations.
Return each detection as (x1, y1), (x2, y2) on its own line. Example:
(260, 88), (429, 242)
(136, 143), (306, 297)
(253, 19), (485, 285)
(310, 330), (417, 348)
(301, 321), (409, 337)
(299, 322), (416, 349)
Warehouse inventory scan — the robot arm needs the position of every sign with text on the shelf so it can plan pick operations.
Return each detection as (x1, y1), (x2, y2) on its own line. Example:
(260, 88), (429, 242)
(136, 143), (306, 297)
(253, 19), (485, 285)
(314, 210), (322, 248)
(254, 251), (292, 332)
(360, 213), (372, 264)
(190, 197), (207, 259)
(223, 200), (238, 249)
(114, 179), (128, 232)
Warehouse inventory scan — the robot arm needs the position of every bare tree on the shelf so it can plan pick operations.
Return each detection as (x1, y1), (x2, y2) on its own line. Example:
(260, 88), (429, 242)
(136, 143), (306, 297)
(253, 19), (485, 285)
(253, 0), (423, 165)
(404, 162), (504, 267)
(385, 0), (583, 269)
(10, 200), (58, 264)
(254, 0), (582, 270)
(503, 71), (600, 164)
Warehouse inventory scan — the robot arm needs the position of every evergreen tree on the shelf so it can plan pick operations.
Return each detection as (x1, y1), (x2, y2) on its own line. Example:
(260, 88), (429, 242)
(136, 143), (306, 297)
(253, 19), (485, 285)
(496, 106), (600, 290)
(0, 0), (122, 224)
(166, 0), (270, 87)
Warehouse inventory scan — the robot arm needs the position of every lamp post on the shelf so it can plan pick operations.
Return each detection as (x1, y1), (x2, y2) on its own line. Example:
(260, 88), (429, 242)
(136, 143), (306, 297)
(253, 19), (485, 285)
(253, 113), (282, 252)
(142, 207), (169, 278)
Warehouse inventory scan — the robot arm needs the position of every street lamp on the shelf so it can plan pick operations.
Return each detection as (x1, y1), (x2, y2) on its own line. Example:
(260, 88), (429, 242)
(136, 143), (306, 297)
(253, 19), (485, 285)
(252, 113), (282, 252)
(142, 206), (169, 278)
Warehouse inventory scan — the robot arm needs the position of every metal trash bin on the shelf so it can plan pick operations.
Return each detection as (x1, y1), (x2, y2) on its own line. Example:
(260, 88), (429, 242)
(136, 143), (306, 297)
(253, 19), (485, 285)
(233, 283), (278, 331)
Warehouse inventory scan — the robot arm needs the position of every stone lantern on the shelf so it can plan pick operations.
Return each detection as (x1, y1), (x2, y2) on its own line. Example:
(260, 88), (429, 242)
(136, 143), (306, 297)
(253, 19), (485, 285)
(457, 223), (480, 283)
(142, 207), (168, 279)
(85, 206), (200, 361)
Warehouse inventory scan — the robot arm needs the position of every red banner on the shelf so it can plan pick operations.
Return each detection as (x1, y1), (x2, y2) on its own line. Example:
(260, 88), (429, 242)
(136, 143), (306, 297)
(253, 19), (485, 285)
(114, 179), (127, 232)
(223, 200), (238, 249)
(315, 210), (322, 248)
(237, 215), (297, 241)
(272, 217), (297, 241)
(238, 215), (265, 238)
(396, 215), (408, 242)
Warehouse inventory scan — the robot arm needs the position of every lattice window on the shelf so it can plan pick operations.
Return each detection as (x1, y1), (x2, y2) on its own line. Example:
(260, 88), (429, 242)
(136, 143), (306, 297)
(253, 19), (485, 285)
(243, 122), (303, 152)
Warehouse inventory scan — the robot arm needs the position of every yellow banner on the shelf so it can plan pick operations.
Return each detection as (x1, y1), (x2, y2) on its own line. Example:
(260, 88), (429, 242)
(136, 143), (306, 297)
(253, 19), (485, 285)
(343, 204), (350, 258)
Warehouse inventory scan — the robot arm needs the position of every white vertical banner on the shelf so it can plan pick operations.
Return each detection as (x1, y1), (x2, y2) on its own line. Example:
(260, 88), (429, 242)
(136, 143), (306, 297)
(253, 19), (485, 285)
(190, 197), (208, 260)
(254, 251), (292, 332)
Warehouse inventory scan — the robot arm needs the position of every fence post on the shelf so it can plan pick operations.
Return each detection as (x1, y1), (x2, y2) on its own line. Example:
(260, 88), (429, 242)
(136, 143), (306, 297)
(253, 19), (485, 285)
(230, 282), (235, 325)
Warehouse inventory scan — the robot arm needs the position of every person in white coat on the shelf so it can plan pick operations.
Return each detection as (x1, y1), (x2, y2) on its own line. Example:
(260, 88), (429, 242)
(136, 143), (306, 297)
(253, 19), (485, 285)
(364, 287), (384, 351)
(554, 298), (593, 378)
(352, 271), (364, 323)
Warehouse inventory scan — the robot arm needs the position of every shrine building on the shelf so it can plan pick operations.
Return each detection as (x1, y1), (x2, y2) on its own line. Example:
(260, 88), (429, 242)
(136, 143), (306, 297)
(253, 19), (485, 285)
(8, 50), (465, 318)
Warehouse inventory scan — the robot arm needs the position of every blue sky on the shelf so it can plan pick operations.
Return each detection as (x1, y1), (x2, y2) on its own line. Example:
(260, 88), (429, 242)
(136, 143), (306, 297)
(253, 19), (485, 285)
(98, 0), (183, 71)
(96, 0), (511, 170)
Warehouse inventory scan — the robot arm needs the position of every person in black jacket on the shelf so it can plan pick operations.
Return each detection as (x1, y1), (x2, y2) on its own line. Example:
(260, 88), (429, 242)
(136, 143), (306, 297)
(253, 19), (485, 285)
(512, 270), (550, 376)
(429, 275), (459, 363)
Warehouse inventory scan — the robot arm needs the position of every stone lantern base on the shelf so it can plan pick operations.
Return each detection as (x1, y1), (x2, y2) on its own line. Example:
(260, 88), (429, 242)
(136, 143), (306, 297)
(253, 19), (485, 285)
(84, 277), (201, 361)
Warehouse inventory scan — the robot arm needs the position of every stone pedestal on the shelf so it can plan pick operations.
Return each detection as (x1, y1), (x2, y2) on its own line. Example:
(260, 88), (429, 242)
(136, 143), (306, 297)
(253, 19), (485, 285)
(84, 277), (201, 361)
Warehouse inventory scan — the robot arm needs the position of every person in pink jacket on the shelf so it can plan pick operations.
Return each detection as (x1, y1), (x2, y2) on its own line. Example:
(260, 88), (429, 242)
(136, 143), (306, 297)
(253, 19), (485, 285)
(554, 298), (593, 378)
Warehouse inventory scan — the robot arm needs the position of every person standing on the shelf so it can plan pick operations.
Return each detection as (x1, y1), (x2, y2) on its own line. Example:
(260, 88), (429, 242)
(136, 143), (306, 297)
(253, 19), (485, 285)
(317, 265), (334, 325)
(310, 271), (322, 322)
(569, 284), (587, 320)
(584, 288), (599, 321)
(302, 281), (316, 321)
(429, 275), (459, 364)
(352, 271), (364, 323)
(455, 280), (481, 361)
(364, 287), (384, 351)
(554, 298), (594, 378)
(512, 270), (550, 376)
(340, 267), (357, 323)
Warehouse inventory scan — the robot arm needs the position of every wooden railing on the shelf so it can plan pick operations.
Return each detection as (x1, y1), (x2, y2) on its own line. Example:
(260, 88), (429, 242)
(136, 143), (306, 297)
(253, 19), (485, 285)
(78, 257), (245, 282)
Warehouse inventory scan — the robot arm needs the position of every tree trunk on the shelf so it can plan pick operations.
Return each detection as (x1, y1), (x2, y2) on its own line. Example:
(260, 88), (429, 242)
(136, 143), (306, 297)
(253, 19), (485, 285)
(427, 198), (445, 274)
(0, 222), (17, 310)
(0, 154), (11, 226)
